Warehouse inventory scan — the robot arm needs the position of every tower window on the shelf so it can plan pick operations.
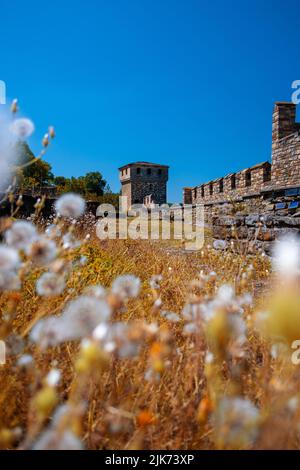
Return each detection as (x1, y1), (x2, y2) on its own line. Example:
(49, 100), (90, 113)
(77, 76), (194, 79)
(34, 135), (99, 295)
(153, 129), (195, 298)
(209, 183), (213, 195)
(136, 167), (141, 175)
(147, 168), (152, 175)
(158, 168), (162, 176)
(193, 188), (197, 199)
(201, 186), (204, 197)
(219, 179), (224, 193)
(231, 174), (236, 189)
(245, 170), (251, 187)
(263, 165), (271, 182)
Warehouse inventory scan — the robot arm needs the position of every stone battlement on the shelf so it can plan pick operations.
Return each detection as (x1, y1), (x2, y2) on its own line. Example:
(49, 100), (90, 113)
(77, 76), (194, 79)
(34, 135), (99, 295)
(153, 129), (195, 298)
(183, 102), (300, 207)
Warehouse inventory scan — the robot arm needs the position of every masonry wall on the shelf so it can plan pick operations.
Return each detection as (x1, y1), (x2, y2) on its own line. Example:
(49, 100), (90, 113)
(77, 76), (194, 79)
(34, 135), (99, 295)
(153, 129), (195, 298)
(271, 132), (300, 188)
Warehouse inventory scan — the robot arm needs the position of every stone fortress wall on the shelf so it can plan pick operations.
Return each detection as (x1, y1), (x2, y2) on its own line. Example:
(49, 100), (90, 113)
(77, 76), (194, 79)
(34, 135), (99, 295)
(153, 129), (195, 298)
(183, 102), (300, 252)
(183, 102), (300, 210)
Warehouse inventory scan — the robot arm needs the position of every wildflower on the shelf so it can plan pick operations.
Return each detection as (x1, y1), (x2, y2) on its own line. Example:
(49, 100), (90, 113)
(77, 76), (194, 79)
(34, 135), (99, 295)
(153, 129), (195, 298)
(111, 274), (141, 300)
(36, 272), (65, 297)
(213, 239), (227, 250)
(84, 284), (107, 300)
(55, 193), (86, 219)
(17, 354), (34, 368)
(0, 245), (20, 271)
(9, 118), (35, 138)
(48, 126), (55, 139)
(11, 98), (18, 114)
(45, 369), (61, 387)
(5, 220), (37, 250)
(42, 133), (49, 147)
(62, 296), (111, 337)
(149, 274), (163, 289)
(62, 232), (81, 249)
(30, 317), (63, 349)
(136, 410), (156, 427)
(28, 237), (57, 266)
(212, 396), (260, 449)
(272, 235), (300, 278)
(0, 271), (21, 291)
(160, 311), (180, 323)
(32, 430), (84, 450)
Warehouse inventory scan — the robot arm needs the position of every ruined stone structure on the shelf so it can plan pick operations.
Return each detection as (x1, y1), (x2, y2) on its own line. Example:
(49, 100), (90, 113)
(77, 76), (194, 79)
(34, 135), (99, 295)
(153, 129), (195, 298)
(183, 102), (300, 209)
(183, 102), (300, 252)
(119, 161), (169, 206)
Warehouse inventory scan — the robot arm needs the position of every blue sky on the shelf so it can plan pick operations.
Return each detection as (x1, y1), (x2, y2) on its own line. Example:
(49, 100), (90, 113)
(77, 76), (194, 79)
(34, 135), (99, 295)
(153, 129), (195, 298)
(1, 0), (299, 202)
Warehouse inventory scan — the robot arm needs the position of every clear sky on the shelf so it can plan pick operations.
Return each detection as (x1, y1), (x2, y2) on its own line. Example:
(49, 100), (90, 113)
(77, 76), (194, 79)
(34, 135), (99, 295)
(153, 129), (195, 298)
(1, 0), (299, 202)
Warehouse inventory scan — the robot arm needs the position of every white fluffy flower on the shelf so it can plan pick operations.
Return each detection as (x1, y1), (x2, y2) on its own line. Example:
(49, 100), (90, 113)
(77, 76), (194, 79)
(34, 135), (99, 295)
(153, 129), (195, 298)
(33, 430), (84, 450)
(5, 220), (37, 250)
(36, 272), (65, 297)
(212, 397), (260, 448)
(10, 118), (35, 138)
(213, 239), (227, 250)
(272, 235), (300, 277)
(0, 270), (21, 291)
(62, 296), (111, 338)
(111, 274), (141, 300)
(0, 245), (20, 271)
(30, 296), (111, 347)
(55, 193), (86, 219)
(46, 369), (61, 387)
(28, 237), (57, 266)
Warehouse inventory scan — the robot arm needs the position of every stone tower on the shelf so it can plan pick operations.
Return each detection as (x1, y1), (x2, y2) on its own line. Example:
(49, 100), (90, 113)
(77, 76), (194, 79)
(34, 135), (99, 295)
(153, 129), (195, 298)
(119, 162), (169, 207)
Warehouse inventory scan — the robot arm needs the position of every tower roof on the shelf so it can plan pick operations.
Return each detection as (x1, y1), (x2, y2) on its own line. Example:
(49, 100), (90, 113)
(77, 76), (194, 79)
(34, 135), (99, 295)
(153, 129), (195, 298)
(118, 161), (169, 170)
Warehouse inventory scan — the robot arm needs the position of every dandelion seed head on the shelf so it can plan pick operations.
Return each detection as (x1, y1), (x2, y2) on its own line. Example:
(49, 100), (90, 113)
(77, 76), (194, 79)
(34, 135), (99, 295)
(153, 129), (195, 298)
(28, 237), (57, 266)
(10, 118), (35, 139)
(111, 274), (141, 300)
(55, 193), (86, 219)
(5, 220), (37, 250)
(36, 272), (65, 297)
(273, 235), (300, 277)
(0, 245), (20, 271)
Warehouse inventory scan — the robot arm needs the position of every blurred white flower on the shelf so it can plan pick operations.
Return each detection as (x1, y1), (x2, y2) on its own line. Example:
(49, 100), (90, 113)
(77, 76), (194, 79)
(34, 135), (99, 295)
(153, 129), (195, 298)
(32, 429), (84, 450)
(5, 220), (37, 250)
(62, 296), (111, 336)
(0, 109), (19, 191)
(212, 396), (260, 448)
(84, 284), (107, 300)
(213, 239), (227, 250)
(0, 270), (21, 291)
(36, 272), (65, 297)
(55, 193), (86, 219)
(150, 274), (163, 289)
(9, 118), (35, 138)
(111, 274), (141, 300)
(46, 369), (61, 387)
(0, 245), (20, 271)
(272, 235), (300, 278)
(160, 311), (180, 322)
(28, 237), (57, 266)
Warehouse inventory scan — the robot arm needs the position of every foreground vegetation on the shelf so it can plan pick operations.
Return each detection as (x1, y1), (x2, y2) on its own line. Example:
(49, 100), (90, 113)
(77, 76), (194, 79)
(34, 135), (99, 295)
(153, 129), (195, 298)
(1, 199), (300, 450)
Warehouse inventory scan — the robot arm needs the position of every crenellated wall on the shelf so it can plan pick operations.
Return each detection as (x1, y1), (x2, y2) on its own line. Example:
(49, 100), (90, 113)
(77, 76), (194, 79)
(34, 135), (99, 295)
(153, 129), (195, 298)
(183, 102), (300, 208)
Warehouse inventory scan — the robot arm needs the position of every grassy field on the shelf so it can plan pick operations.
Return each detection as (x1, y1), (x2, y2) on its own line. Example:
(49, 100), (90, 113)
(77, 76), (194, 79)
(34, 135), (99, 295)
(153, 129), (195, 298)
(0, 208), (300, 450)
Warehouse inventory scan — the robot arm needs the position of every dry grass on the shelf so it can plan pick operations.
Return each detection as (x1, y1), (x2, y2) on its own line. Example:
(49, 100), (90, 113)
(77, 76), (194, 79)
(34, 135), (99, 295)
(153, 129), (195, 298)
(0, 216), (300, 450)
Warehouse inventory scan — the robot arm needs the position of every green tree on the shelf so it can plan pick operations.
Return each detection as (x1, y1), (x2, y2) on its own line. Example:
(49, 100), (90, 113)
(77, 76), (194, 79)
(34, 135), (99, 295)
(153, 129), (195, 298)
(16, 142), (54, 188)
(83, 172), (107, 196)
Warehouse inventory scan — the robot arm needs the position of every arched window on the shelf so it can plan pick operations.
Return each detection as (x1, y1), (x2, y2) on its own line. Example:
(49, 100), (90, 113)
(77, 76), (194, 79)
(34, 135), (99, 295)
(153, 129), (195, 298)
(201, 186), (205, 197)
(136, 167), (141, 175)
